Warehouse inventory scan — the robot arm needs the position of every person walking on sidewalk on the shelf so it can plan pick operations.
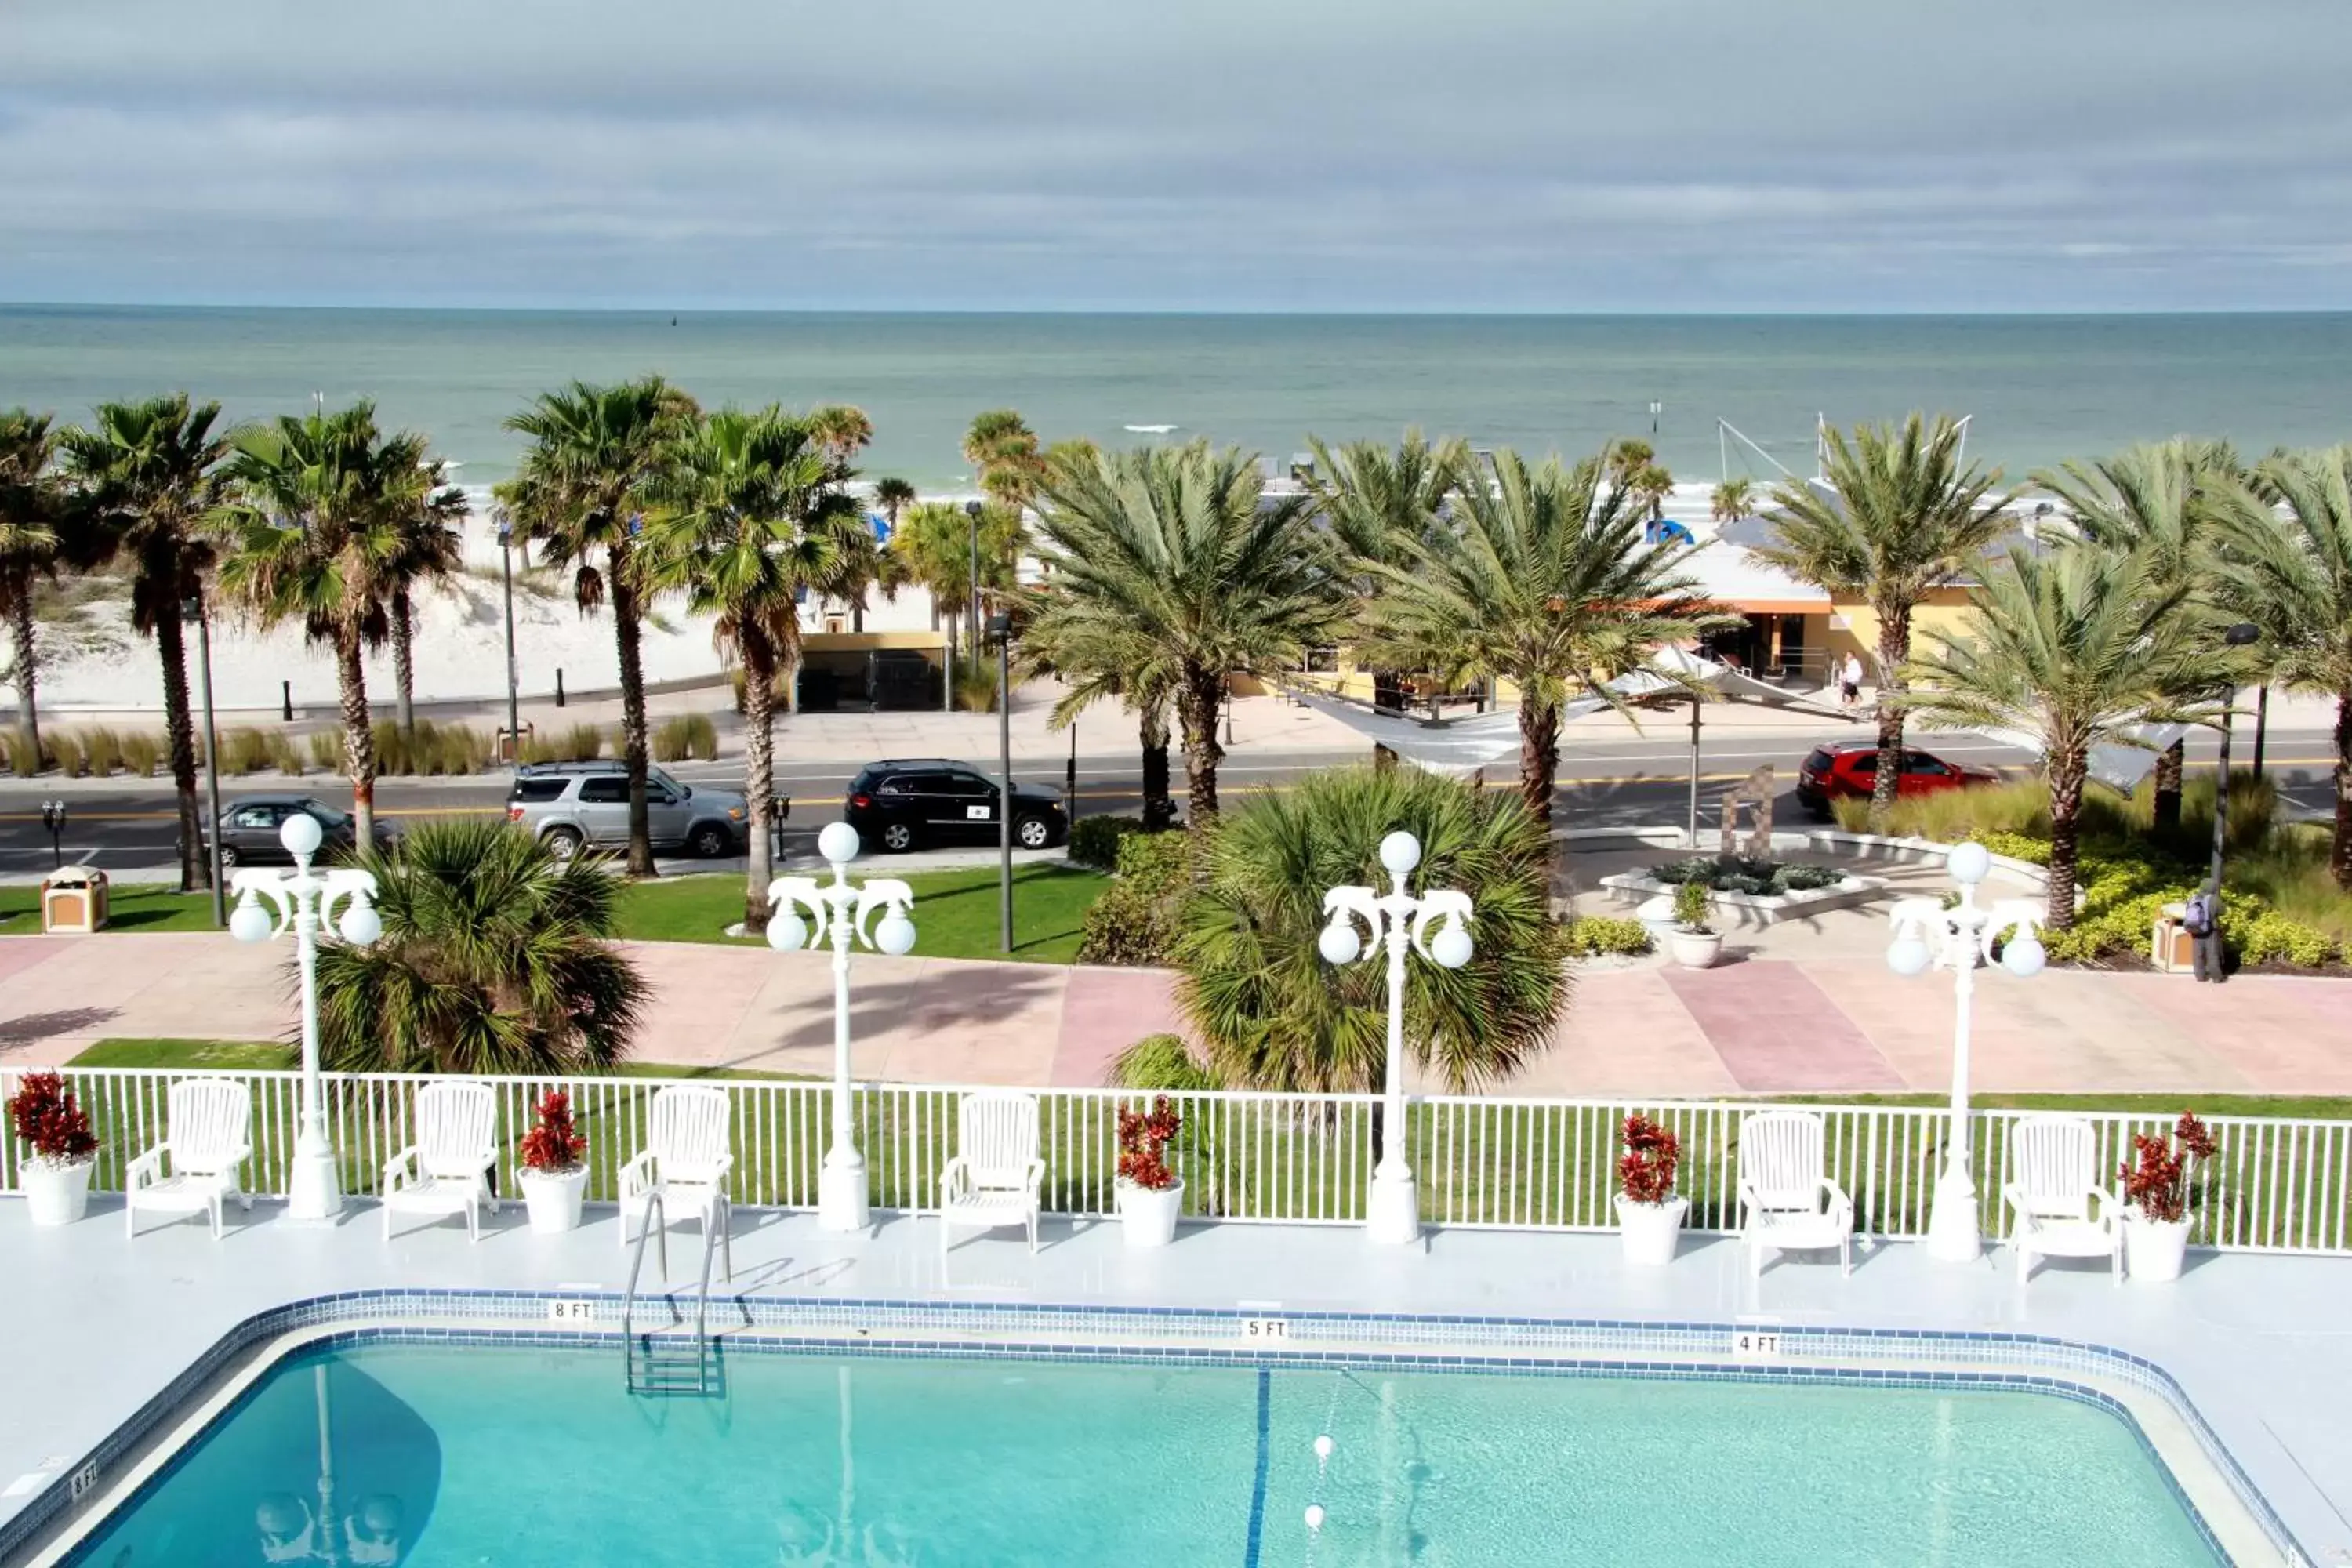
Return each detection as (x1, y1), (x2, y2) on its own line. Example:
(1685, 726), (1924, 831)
(1839, 652), (1864, 712)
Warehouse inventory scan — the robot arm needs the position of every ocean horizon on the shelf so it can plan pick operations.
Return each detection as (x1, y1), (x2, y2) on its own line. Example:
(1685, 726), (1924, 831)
(5, 304), (2348, 492)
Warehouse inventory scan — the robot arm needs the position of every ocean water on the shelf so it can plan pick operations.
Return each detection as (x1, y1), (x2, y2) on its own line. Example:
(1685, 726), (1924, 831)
(67, 1343), (2220, 1566)
(4, 306), (2349, 492)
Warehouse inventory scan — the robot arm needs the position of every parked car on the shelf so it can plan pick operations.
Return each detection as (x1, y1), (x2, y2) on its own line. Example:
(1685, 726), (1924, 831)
(504, 761), (764, 861)
(843, 759), (1068, 853)
(212, 795), (394, 870)
(1796, 741), (2001, 818)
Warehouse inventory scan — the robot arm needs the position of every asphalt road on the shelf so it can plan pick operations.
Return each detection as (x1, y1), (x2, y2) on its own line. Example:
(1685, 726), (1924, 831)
(0, 728), (2339, 882)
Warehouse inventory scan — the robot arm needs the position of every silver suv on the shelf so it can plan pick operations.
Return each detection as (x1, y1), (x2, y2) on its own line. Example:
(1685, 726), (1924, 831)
(504, 762), (765, 861)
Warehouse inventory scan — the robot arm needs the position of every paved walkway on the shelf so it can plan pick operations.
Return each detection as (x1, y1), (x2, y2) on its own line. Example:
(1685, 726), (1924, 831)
(4, 927), (2348, 1097)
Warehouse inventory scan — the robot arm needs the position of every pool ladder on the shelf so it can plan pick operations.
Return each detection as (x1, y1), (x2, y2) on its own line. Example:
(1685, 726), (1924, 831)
(621, 1189), (733, 1397)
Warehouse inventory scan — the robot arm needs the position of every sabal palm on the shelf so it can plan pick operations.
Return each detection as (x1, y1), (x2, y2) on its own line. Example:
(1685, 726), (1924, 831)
(1030, 441), (1341, 826)
(1360, 448), (1730, 828)
(1901, 545), (2223, 928)
(0, 410), (62, 766)
(889, 499), (1020, 668)
(314, 818), (646, 1074)
(963, 408), (1043, 510)
(216, 402), (421, 844)
(1710, 477), (1756, 524)
(641, 407), (863, 924)
(56, 394), (230, 891)
(1754, 414), (2010, 814)
(2214, 446), (2352, 887)
(500, 378), (690, 876)
(383, 462), (469, 735)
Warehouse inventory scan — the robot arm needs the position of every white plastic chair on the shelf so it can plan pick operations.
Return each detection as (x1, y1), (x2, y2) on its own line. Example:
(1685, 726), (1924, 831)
(381, 1080), (501, 1242)
(2002, 1115), (2125, 1283)
(619, 1085), (734, 1249)
(125, 1079), (252, 1239)
(1737, 1110), (1855, 1277)
(939, 1091), (1045, 1255)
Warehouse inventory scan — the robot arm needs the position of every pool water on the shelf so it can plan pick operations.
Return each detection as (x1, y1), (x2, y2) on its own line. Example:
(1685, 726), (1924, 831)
(70, 1343), (2220, 1566)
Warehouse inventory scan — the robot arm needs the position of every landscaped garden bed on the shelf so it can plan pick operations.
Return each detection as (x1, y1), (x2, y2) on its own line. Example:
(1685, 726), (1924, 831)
(1599, 855), (1887, 928)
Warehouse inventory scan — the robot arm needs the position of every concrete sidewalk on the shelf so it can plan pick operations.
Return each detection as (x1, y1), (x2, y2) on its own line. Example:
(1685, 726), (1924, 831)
(4, 927), (2346, 1098)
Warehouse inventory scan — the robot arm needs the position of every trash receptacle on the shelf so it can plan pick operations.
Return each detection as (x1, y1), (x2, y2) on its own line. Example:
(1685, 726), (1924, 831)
(2151, 902), (2194, 973)
(41, 867), (109, 934)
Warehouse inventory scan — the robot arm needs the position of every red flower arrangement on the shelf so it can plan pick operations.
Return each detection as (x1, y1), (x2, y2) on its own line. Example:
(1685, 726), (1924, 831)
(519, 1092), (586, 1174)
(2119, 1111), (2218, 1225)
(1116, 1096), (1184, 1192)
(1617, 1114), (1680, 1207)
(5, 1071), (98, 1167)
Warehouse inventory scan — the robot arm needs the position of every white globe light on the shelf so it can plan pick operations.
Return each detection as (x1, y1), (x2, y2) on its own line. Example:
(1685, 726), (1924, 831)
(338, 898), (382, 946)
(1305, 1506), (1327, 1532)
(278, 811), (323, 858)
(875, 911), (917, 956)
(818, 822), (862, 865)
(1947, 840), (1991, 887)
(1430, 920), (1474, 970)
(2002, 931), (2046, 978)
(1378, 831), (1421, 877)
(1319, 920), (1362, 966)
(230, 896), (273, 944)
(767, 909), (809, 952)
(1313, 1435), (1334, 1462)
(1886, 935), (1933, 978)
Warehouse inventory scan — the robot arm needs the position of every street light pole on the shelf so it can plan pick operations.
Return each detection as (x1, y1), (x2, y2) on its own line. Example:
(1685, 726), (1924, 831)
(230, 812), (383, 1221)
(1650, 399), (1662, 438)
(988, 612), (1014, 953)
(767, 822), (918, 1232)
(496, 510), (521, 764)
(185, 593), (227, 927)
(964, 499), (984, 688)
(1885, 841), (2047, 1262)
(1316, 830), (1476, 1246)
(2200, 626), (2263, 985)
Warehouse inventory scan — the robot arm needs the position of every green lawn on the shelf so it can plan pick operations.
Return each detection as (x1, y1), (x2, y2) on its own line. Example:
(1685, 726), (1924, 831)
(71, 1037), (296, 1069)
(0, 882), (218, 934)
(1782, 1091), (2352, 1122)
(613, 865), (1110, 962)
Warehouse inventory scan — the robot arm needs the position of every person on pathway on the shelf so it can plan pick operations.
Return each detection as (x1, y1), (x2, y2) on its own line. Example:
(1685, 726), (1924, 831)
(1839, 652), (1864, 712)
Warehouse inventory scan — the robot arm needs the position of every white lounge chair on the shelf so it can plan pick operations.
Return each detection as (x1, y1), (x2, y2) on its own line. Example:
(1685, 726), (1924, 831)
(2002, 1114), (2125, 1283)
(381, 1080), (501, 1242)
(1737, 1110), (1856, 1277)
(125, 1079), (252, 1239)
(619, 1085), (734, 1250)
(939, 1091), (1045, 1255)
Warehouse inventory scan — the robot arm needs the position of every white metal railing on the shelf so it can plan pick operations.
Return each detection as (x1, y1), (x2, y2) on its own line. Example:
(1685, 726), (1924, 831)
(6, 1068), (2348, 1254)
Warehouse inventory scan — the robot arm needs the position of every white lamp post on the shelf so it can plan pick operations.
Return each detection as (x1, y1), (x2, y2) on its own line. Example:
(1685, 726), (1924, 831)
(1884, 840), (2046, 1262)
(230, 811), (382, 1221)
(1317, 829), (1475, 1246)
(768, 822), (917, 1232)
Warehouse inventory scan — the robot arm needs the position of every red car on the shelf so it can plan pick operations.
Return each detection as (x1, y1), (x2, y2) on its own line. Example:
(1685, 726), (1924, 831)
(1796, 741), (1999, 818)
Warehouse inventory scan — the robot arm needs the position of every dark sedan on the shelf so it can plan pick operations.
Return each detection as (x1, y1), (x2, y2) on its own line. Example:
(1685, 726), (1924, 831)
(212, 795), (394, 869)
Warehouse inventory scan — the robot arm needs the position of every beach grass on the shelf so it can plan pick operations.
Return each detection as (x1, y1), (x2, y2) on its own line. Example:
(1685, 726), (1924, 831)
(612, 865), (1109, 962)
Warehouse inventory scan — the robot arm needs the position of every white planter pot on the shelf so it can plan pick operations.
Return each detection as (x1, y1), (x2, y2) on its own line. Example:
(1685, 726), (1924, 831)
(2125, 1214), (2190, 1283)
(1614, 1193), (1690, 1266)
(23, 1158), (94, 1227)
(1116, 1179), (1183, 1249)
(1669, 930), (1723, 969)
(521, 1167), (588, 1235)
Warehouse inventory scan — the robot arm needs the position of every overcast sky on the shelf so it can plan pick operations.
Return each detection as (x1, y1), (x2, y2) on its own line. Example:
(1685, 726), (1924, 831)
(4, 0), (2348, 312)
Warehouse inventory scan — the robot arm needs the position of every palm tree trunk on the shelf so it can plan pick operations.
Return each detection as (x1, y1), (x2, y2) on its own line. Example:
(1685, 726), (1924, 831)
(390, 587), (416, 736)
(1139, 702), (1174, 829)
(1870, 607), (1911, 818)
(1516, 697), (1559, 826)
(9, 591), (39, 766)
(741, 627), (778, 928)
(2151, 739), (2184, 833)
(2045, 749), (2085, 930)
(1178, 666), (1225, 828)
(336, 626), (377, 844)
(2332, 686), (2352, 892)
(609, 542), (655, 877)
(154, 597), (209, 892)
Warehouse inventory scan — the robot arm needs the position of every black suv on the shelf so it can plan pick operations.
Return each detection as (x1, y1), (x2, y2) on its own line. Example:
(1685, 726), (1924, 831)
(844, 760), (1067, 853)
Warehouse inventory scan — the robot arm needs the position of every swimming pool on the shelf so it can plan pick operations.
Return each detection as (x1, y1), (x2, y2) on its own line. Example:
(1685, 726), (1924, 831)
(66, 1340), (2221, 1566)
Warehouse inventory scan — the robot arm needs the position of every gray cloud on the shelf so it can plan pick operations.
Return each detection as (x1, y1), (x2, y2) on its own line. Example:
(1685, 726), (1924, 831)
(2, 0), (2347, 309)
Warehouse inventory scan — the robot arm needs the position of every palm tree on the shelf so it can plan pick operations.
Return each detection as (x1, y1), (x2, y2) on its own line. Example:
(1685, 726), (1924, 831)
(871, 476), (916, 527)
(0, 411), (63, 766)
(56, 395), (230, 891)
(1752, 414), (2011, 815)
(1303, 430), (1466, 567)
(216, 402), (423, 844)
(963, 408), (1043, 510)
(1172, 766), (1568, 1092)
(1016, 593), (1178, 829)
(2035, 439), (2237, 832)
(1901, 545), (2224, 928)
(889, 498), (1019, 665)
(2214, 446), (2352, 887)
(314, 818), (646, 1073)
(383, 463), (468, 736)
(641, 407), (865, 924)
(499, 379), (691, 877)
(1710, 477), (1756, 523)
(807, 405), (874, 466)
(1359, 447), (1732, 831)
(1029, 441), (1341, 828)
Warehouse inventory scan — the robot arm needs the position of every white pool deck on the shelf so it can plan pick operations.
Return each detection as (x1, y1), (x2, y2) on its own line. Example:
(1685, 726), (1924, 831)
(5, 1197), (2350, 1565)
